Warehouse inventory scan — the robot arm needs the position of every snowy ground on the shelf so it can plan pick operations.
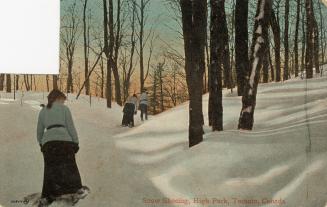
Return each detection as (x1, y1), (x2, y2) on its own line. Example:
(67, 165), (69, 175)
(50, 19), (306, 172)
(0, 68), (327, 207)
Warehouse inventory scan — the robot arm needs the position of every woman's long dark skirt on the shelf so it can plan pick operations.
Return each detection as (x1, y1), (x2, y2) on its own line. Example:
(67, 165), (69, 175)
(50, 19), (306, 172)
(41, 141), (82, 199)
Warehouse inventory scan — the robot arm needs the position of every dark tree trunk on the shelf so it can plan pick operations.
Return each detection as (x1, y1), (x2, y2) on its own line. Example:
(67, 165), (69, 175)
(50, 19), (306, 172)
(268, 48), (275, 81)
(139, 0), (145, 92)
(83, 0), (90, 95)
(294, 0), (301, 77)
(103, 0), (113, 108)
(6, 74), (11, 93)
(301, 2), (306, 73)
(209, 0), (224, 131)
(238, 0), (272, 130)
(0, 74), (4, 91)
(305, 0), (314, 79)
(24, 75), (30, 91)
(67, 60), (74, 93)
(313, 19), (320, 74)
(270, 9), (281, 82)
(53, 75), (58, 90)
(263, 48), (269, 83)
(100, 56), (105, 98)
(123, 0), (136, 102)
(30, 75), (33, 90)
(112, 0), (122, 106)
(235, 0), (249, 96)
(318, 1), (325, 67)
(283, 0), (290, 80)
(219, 1), (232, 89)
(159, 65), (164, 112)
(180, 0), (206, 147)
(15, 75), (19, 90)
(46, 75), (50, 92)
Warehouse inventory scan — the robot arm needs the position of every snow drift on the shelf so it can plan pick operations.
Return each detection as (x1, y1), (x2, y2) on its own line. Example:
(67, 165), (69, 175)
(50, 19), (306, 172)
(0, 68), (326, 207)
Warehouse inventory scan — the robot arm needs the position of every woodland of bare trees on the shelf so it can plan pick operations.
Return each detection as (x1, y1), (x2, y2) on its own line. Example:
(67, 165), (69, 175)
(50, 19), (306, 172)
(1, 0), (326, 147)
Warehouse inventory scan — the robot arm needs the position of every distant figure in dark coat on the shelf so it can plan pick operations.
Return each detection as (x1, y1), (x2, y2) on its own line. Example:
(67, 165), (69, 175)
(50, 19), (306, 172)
(139, 90), (148, 121)
(122, 94), (138, 127)
(37, 89), (88, 206)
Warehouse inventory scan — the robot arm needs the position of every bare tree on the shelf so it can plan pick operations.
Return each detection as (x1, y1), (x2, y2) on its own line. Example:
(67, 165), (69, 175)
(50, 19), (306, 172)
(112, 0), (124, 106)
(263, 43), (269, 83)
(15, 75), (19, 90)
(180, 0), (207, 147)
(283, 0), (290, 80)
(317, 1), (325, 67)
(0, 74), (4, 91)
(61, 0), (80, 93)
(235, 0), (249, 96)
(137, 0), (155, 92)
(53, 75), (59, 90)
(103, 0), (114, 108)
(121, 0), (137, 102)
(270, 9), (281, 82)
(313, 18), (320, 74)
(305, 0), (315, 78)
(301, 1), (306, 73)
(209, 0), (224, 131)
(82, 0), (90, 95)
(23, 75), (30, 91)
(6, 74), (11, 93)
(238, 0), (272, 130)
(46, 75), (50, 92)
(294, 0), (301, 77)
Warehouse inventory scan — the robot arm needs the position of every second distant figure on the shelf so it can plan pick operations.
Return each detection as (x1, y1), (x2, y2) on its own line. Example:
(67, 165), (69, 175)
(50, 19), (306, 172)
(122, 94), (138, 127)
(139, 90), (148, 121)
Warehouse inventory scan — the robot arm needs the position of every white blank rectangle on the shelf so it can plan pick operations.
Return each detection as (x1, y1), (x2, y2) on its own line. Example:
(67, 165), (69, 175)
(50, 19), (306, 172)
(0, 0), (60, 74)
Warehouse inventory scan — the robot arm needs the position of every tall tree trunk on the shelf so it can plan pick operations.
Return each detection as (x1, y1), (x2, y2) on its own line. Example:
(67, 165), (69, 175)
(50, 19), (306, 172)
(67, 60), (74, 93)
(122, 0), (136, 102)
(46, 75), (50, 92)
(294, 0), (301, 77)
(0, 74), (4, 91)
(112, 0), (122, 106)
(53, 75), (58, 90)
(180, 0), (206, 147)
(24, 75), (30, 91)
(301, 2), (306, 73)
(305, 0), (314, 79)
(270, 9), (281, 82)
(6, 74), (11, 93)
(139, 0), (145, 92)
(103, 0), (112, 108)
(209, 0), (224, 131)
(159, 64), (164, 112)
(313, 19), (320, 74)
(219, 0), (232, 89)
(268, 48), (275, 81)
(30, 75), (33, 91)
(235, 0), (249, 96)
(263, 47), (269, 83)
(100, 56), (105, 98)
(238, 0), (272, 130)
(15, 75), (19, 90)
(318, 1), (325, 67)
(284, 0), (289, 80)
(83, 0), (90, 95)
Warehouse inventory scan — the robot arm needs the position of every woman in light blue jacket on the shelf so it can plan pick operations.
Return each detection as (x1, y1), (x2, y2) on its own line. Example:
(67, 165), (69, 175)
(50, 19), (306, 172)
(37, 89), (88, 206)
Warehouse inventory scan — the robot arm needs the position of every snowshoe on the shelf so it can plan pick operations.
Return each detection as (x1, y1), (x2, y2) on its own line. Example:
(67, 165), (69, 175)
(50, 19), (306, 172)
(71, 186), (90, 205)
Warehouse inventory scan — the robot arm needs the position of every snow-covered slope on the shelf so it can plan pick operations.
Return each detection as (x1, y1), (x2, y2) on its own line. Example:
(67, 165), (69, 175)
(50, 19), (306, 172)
(0, 69), (327, 207)
(114, 74), (327, 207)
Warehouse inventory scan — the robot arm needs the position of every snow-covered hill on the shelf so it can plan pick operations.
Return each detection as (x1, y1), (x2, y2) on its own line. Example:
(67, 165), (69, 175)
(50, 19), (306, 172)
(0, 69), (327, 207)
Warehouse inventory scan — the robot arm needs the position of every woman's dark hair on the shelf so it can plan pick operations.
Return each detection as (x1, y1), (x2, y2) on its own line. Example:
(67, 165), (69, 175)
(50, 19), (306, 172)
(47, 89), (67, 109)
